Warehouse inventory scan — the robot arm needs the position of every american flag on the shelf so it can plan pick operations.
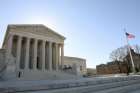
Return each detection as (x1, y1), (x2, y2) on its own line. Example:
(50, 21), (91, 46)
(125, 32), (135, 38)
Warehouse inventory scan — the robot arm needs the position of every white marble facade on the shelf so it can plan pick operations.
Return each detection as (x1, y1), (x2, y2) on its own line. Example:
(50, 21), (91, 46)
(1, 24), (86, 80)
(2, 24), (65, 78)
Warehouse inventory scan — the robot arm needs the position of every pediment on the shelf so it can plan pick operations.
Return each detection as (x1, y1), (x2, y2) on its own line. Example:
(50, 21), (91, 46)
(8, 24), (65, 40)
(2, 24), (66, 48)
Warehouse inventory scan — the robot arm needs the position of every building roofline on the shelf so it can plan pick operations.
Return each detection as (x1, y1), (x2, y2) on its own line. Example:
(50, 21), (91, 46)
(64, 56), (86, 61)
(7, 24), (66, 40)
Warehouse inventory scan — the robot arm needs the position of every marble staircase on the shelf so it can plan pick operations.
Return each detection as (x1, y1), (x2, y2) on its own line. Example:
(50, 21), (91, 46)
(0, 76), (140, 93)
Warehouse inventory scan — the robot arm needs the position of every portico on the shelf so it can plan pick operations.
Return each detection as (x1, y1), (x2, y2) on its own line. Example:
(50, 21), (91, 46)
(0, 24), (87, 80)
(3, 24), (65, 74)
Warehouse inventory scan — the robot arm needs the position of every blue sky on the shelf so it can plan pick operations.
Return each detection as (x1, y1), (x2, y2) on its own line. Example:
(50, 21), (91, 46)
(0, 0), (139, 68)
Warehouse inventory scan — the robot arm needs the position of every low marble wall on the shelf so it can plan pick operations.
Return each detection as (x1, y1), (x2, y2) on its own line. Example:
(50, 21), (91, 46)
(16, 70), (81, 80)
(0, 49), (16, 80)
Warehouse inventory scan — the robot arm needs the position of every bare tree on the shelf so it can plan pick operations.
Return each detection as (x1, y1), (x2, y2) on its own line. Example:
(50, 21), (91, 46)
(109, 45), (140, 74)
(109, 45), (129, 74)
(109, 45), (129, 61)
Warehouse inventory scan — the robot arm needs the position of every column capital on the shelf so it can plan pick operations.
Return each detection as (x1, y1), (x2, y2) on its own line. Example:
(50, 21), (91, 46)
(42, 40), (46, 43)
(26, 37), (31, 39)
(49, 41), (52, 43)
(26, 37), (30, 41)
(48, 41), (53, 46)
(8, 32), (14, 37)
(8, 32), (15, 38)
(34, 38), (38, 41)
(42, 40), (46, 44)
(54, 43), (58, 46)
(18, 35), (22, 40)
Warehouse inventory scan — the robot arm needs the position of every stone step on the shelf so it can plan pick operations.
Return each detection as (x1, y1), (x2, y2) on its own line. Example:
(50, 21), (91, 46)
(1, 76), (140, 93)
(37, 78), (140, 93)
(92, 83), (140, 93)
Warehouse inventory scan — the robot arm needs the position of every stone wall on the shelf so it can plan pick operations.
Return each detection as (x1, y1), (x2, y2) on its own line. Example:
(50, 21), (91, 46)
(0, 49), (7, 78)
(0, 49), (16, 80)
(87, 68), (96, 76)
(96, 61), (128, 75)
(63, 56), (87, 76)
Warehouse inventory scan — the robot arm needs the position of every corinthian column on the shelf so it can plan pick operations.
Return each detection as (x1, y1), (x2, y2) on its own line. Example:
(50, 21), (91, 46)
(55, 44), (59, 71)
(48, 42), (52, 71)
(42, 40), (46, 71)
(16, 36), (22, 70)
(61, 44), (64, 70)
(58, 45), (60, 70)
(25, 37), (30, 70)
(33, 39), (38, 70)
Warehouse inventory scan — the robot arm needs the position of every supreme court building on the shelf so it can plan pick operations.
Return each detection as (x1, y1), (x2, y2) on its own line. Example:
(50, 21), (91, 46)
(1, 24), (86, 80)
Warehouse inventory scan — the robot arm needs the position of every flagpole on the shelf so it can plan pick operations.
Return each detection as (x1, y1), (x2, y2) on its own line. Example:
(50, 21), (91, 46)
(124, 29), (136, 73)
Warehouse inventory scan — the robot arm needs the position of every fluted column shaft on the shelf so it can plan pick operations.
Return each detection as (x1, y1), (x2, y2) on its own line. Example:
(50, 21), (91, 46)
(58, 45), (60, 70)
(61, 44), (64, 70)
(33, 39), (38, 70)
(48, 42), (52, 71)
(55, 44), (59, 71)
(16, 36), (22, 70)
(42, 41), (46, 70)
(25, 38), (30, 70)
